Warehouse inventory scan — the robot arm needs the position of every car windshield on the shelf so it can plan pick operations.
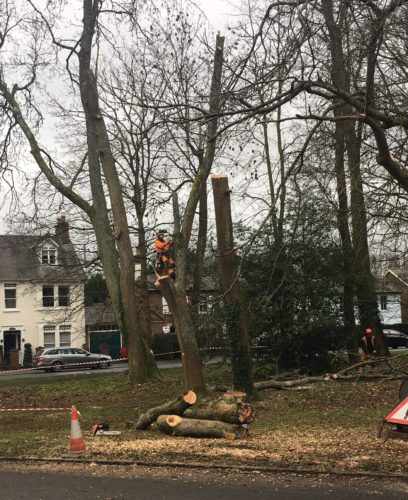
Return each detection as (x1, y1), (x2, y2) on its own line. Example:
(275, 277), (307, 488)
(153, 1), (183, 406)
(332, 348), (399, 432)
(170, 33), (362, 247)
(35, 350), (44, 356)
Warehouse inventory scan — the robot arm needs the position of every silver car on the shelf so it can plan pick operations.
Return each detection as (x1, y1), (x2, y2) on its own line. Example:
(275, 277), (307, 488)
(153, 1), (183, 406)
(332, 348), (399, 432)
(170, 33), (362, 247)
(33, 347), (112, 372)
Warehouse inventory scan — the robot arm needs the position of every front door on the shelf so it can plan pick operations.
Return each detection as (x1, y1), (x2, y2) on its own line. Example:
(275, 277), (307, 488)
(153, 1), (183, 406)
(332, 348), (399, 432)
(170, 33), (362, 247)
(3, 330), (21, 361)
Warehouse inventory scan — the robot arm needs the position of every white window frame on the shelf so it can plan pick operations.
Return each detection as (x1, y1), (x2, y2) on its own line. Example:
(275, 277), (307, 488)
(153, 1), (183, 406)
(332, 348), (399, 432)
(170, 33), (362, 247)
(41, 244), (58, 265)
(4, 283), (17, 309)
(42, 286), (55, 307)
(198, 301), (208, 315)
(198, 295), (212, 315)
(42, 285), (70, 308)
(58, 285), (70, 307)
(380, 295), (388, 311)
(59, 324), (71, 346)
(43, 325), (56, 348)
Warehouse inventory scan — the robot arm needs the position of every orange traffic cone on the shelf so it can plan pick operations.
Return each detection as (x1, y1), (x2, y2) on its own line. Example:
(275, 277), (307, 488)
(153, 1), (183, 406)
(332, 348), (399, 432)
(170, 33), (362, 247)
(68, 405), (86, 455)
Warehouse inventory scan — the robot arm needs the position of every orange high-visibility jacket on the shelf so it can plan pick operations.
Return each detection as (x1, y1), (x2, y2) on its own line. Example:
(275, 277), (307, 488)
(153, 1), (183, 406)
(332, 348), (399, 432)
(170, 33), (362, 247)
(155, 238), (172, 253)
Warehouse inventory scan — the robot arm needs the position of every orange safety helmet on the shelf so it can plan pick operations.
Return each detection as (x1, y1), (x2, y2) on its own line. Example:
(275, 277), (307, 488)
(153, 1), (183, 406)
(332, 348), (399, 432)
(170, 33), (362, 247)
(364, 328), (373, 335)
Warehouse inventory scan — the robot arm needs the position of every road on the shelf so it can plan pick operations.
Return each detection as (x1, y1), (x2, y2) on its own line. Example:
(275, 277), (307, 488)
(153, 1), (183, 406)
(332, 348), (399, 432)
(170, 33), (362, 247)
(0, 357), (222, 382)
(0, 463), (407, 499)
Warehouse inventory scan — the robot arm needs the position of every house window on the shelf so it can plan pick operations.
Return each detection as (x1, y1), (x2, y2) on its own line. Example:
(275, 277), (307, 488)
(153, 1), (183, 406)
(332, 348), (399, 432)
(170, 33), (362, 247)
(58, 286), (70, 307)
(42, 245), (57, 265)
(4, 283), (17, 309)
(42, 285), (70, 307)
(42, 286), (54, 307)
(380, 295), (388, 310)
(198, 301), (208, 314)
(59, 324), (71, 346)
(43, 325), (56, 347)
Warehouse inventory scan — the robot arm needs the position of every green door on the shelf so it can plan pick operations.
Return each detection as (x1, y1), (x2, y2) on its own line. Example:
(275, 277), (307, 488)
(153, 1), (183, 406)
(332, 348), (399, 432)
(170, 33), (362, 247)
(89, 330), (121, 359)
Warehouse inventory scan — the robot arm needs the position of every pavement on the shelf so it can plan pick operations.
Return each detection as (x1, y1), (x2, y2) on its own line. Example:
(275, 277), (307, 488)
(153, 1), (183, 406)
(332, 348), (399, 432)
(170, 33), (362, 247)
(0, 462), (407, 499)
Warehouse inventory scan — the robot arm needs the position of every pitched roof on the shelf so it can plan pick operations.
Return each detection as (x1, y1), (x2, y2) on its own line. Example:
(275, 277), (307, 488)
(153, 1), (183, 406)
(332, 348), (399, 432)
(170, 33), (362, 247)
(385, 269), (408, 287)
(0, 234), (85, 283)
(85, 305), (117, 326)
(376, 279), (401, 294)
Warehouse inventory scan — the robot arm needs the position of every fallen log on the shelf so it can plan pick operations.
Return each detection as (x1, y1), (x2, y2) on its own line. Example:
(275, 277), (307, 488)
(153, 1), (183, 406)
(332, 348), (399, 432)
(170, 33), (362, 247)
(156, 414), (249, 439)
(135, 390), (197, 430)
(254, 376), (329, 391)
(183, 397), (254, 424)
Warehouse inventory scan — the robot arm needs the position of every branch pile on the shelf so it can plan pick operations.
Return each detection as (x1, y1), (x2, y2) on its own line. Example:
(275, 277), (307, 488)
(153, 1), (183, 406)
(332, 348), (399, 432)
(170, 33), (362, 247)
(136, 390), (253, 440)
(252, 353), (408, 392)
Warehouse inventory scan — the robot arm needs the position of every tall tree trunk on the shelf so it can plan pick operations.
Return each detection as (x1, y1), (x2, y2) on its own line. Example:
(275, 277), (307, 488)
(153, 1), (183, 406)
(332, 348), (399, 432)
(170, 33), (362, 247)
(191, 183), (208, 310)
(135, 224), (153, 346)
(321, 0), (386, 357)
(79, 0), (159, 382)
(333, 118), (358, 358)
(345, 123), (387, 355)
(155, 34), (225, 393)
(156, 275), (204, 391)
(212, 175), (254, 395)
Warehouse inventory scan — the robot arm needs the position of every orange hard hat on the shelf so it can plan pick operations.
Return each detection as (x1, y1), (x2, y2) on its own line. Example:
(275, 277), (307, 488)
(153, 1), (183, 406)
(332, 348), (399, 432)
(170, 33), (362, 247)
(364, 328), (373, 335)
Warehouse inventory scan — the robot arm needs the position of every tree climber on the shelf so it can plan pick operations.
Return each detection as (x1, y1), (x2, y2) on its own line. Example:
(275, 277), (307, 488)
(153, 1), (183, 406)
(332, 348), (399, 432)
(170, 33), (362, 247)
(155, 230), (176, 279)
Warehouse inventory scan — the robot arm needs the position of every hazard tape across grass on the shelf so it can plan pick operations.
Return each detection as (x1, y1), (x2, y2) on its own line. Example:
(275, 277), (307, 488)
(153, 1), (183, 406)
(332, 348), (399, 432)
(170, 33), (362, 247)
(0, 362), (407, 474)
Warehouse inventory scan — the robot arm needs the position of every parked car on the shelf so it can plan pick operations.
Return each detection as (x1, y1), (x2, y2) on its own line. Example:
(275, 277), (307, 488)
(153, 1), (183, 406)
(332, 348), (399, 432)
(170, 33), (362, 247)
(33, 347), (112, 372)
(383, 330), (408, 349)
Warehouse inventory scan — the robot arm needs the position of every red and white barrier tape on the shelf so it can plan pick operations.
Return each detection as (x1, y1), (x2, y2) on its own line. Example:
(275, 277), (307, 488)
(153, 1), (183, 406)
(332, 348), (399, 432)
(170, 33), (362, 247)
(0, 407), (70, 412)
(0, 345), (268, 376)
(0, 358), (124, 376)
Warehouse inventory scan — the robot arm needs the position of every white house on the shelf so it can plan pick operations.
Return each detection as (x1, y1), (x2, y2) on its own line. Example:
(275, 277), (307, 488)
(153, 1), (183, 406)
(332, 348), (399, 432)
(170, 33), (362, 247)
(376, 281), (402, 324)
(0, 217), (85, 365)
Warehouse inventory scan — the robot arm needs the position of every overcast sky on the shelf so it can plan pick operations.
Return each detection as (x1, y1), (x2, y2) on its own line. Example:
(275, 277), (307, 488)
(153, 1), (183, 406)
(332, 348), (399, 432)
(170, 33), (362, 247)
(0, 0), (244, 234)
(195, 0), (235, 31)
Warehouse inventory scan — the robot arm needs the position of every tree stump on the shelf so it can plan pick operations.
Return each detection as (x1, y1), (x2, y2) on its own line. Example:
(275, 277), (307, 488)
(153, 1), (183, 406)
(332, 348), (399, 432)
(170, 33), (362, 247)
(156, 414), (248, 440)
(135, 390), (197, 430)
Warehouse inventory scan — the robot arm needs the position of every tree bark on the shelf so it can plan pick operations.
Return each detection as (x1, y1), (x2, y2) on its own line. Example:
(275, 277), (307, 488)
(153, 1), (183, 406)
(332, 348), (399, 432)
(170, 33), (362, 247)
(135, 225), (153, 346)
(191, 183), (208, 310)
(321, 0), (387, 356)
(154, 35), (225, 393)
(211, 175), (254, 395)
(135, 390), (197, 430)
(183, 398), (254, 424)
(156, 414), (249, 439)
(79, 0), (159, 382)
(156, 276), (204, 391)
(333, 117), (358, 359)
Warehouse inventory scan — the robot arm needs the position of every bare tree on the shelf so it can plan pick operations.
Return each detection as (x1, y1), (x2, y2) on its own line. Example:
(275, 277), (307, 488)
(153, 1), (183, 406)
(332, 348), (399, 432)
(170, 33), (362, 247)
(0, 0), (159, 383)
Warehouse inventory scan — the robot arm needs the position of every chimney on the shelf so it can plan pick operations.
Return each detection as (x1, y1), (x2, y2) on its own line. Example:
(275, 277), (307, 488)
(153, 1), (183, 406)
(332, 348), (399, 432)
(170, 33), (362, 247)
(55, 216), (71, 243)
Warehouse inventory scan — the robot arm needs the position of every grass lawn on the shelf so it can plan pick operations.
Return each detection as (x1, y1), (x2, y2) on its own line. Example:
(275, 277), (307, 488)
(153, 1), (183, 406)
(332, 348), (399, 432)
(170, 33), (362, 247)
(0, 364), (407, 474)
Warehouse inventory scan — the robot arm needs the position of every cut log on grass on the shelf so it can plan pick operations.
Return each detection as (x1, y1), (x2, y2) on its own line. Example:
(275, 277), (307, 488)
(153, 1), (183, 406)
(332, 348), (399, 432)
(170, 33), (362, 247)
(225, 391), (247, 399)
(254, 376), (329, 391)
(135, 390), (197, 430)
(183, 397), (254, 424)
(156, 414), (249, 439)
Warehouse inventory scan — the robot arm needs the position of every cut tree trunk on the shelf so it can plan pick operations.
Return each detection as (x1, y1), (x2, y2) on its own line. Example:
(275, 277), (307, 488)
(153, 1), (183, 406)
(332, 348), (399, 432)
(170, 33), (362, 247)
(183, 398), (254, 424)
(155, 276), (204, 392)
(135, 390), (197, 430)
(212, 174), (254, 395)
(156, 415), (248, 440)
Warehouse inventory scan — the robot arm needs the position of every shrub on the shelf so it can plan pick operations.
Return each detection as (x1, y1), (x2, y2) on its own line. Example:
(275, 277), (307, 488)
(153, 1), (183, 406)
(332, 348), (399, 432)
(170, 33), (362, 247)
(23, 343), (33, 368)
(253, 321), (347, 375)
